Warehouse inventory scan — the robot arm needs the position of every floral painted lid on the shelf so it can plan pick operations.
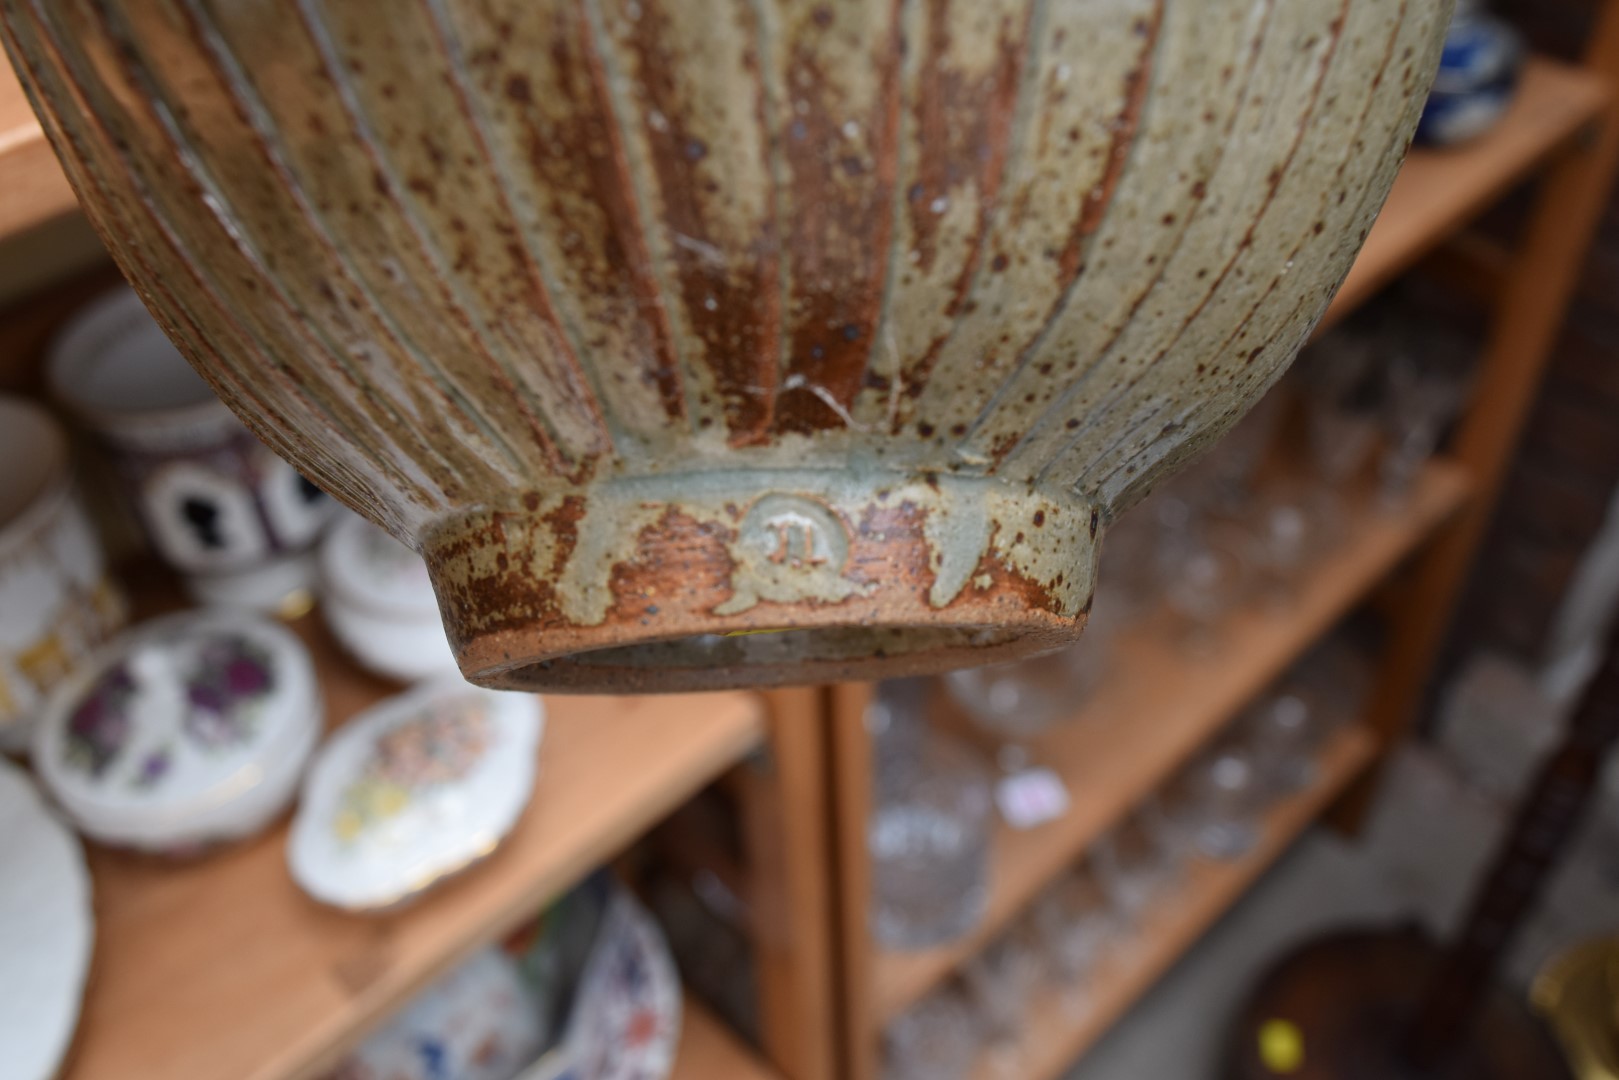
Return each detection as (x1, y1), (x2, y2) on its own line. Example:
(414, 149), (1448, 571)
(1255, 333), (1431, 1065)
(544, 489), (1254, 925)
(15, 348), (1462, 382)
(33, 610), (318, 842)
(287, 680), (543, 911)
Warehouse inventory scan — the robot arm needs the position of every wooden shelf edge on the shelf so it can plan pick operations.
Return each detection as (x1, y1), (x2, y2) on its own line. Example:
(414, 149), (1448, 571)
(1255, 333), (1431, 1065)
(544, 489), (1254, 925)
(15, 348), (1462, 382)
(63, 583), (770, 1080)
(0, 59), (80, 242)
(675, 996), (782, 1080)
(1320, 55), (1612, 332)
(970, 727), (1380, 1080)
(873, 461), (1472, 1022)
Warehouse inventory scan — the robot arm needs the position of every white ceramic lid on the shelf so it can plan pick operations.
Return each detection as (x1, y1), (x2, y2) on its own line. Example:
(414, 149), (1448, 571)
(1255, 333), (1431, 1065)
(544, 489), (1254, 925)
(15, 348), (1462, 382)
(319, 512), (440, 619)
(288, 680), (543, 911)
(0, 756), (94, 1080)
(33, 610), (319, 845)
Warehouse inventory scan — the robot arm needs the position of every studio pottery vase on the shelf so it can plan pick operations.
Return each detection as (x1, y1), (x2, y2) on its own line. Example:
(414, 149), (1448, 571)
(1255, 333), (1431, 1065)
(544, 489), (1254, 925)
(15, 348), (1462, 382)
(2, 0), (1449, 691)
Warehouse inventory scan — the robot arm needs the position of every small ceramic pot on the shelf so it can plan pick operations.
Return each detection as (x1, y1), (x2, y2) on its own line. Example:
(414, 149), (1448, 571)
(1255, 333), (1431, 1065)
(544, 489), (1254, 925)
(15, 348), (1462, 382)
(0, 395), (125, 751)
(47, 288), (338, 611)
(328, 948), (545, 1080)
(318, 512), (459, 683)
(32, 610), (321, 855)
(287, 679), (543, 911)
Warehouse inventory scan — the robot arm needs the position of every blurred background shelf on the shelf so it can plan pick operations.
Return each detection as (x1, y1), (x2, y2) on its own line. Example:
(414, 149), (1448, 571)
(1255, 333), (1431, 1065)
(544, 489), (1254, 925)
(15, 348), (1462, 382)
(966, 726), (1378, 1080)
(62, 587), (766, 1080)
(871, 461), (1472, 1025)
(0, 59), (78, 242)
(1321, 55), (1611, 331)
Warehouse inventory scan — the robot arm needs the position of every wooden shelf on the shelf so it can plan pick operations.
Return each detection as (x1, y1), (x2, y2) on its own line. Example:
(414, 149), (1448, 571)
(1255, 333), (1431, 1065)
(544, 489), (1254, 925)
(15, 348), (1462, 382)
(62, 599), (766, 1080)
(677, 998), (782, 1080)
(0, 57), (79, 241)
(1321, 56), (1611, 330)
(966, 726), (1380, 1080)
(872, 461), (1472, 1023)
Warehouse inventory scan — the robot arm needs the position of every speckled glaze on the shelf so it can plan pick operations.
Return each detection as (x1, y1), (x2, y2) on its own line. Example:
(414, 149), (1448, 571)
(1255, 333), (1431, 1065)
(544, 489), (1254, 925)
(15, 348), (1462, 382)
(1, 0), (1449, 691)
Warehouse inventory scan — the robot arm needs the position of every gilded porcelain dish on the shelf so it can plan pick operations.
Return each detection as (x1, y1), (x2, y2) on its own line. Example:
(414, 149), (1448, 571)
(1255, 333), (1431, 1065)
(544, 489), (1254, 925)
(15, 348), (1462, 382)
(287, 680), (544, 911)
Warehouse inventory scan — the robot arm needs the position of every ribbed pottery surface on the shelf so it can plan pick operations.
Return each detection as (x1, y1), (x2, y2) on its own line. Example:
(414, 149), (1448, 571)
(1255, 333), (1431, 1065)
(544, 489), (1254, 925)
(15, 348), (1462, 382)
(1, 0), (1448, 688)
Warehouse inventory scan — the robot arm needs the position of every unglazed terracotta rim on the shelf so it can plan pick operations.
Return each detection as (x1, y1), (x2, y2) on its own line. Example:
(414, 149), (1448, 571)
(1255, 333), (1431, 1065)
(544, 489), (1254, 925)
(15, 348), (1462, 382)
(426, 468), (1097, 693)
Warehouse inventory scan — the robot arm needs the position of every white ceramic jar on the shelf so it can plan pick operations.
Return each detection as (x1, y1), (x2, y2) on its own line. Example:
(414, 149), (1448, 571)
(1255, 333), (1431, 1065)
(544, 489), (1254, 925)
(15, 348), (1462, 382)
(47, 288), (338, 612)
(318, 511), (459, 683)
(288, 679), (543, 911)
(33, 610), (321, 855)
(0, 395), (126, 751)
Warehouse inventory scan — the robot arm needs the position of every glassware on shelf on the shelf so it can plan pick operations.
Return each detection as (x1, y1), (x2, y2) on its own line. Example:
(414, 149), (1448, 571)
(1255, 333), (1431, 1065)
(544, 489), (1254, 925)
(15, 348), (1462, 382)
(1092, 798), (1182, 927)
(1295, 326), (1384, 544)
(962, 922), (1043, 1071)
(1244, 691), (1323, 798)
(870, 730), (994, 950)
(1168, 745), (1264, 861)
(1241, 485), (1324, 609)
(883, 987), (981, 1080)
(1159, 527), (1251, 653)
(1286, 633), (1376, 748)
(869, 678), (933, 800)
(1377, 343), (1470, 509)
(1096, 499), (1163, 626)
(1179, 386), (1287, 514)
(945, 627), (1116, 741)
(1032, 864), (1116, 1016)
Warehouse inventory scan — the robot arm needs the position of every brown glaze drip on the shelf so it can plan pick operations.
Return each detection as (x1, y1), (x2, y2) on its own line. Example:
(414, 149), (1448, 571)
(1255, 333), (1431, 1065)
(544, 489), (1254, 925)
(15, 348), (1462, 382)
(772, 1), (905, 435)
(612, 0), (780, 442)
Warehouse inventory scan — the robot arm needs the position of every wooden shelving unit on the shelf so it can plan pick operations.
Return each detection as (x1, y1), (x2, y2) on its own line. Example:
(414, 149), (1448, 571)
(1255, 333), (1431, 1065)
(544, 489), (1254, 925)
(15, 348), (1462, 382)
(1320, 57), (1610, 330)
(873, 464), (1470, 1024)
(966, 727), (1378, 1080)
(0, 58), (77, 240)
(831, 28), (1619, 1080)
(64, 599), (771, 1080)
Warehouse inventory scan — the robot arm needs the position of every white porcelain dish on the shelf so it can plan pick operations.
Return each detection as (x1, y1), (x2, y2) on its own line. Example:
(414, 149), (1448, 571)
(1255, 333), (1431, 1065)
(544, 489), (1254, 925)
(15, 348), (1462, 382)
(329, 947), (545, 1080)
(0, 756), (94, 1080)
(288, 680), (543, 911)
(318, 512), (459, 683)
(517, 886), (684, 1080)
(33, 610), (321, 855)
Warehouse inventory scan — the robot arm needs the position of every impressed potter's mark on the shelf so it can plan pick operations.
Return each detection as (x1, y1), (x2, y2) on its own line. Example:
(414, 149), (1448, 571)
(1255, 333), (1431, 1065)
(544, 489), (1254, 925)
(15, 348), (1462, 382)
(714, 494), (864, 615)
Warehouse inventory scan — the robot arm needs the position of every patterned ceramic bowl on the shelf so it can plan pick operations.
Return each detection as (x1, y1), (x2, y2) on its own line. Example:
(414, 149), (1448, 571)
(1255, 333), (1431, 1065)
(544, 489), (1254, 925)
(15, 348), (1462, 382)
(327, 948), (545, 1080)
(3, 1), (1451, 690)
(32, 610), (320, 855)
